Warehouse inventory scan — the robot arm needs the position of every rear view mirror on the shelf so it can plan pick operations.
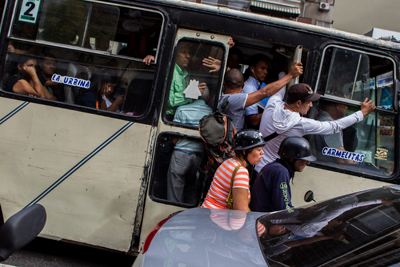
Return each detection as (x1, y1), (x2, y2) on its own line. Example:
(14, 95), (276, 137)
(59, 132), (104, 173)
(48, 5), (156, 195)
(0, 204), (46, 261)
(304, 190), (316, 203)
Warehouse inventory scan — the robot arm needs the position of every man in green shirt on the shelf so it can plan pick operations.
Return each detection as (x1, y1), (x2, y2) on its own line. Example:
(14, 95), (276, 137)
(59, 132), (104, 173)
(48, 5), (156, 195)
(166, 42), (206, 116)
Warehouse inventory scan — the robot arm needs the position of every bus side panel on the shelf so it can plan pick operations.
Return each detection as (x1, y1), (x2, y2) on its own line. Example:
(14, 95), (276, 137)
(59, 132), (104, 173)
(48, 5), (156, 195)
(292, 167), (391, 206)
(0, 98), (150, 252)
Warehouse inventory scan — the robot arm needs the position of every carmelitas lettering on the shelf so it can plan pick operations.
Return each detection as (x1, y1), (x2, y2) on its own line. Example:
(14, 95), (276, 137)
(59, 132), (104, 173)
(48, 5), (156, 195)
(322, 147), (365, 163)
(51, 74), (91, 89)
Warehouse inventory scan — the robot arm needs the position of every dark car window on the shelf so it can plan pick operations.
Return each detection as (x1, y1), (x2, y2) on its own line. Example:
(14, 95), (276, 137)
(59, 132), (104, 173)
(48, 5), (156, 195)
(257, 187), (400, 266)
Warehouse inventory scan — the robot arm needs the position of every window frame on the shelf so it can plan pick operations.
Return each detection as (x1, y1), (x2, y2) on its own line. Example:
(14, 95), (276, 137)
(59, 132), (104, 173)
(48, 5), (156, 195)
(0, 0), (166, 122)
(311, 44), (399, 181)
(161, 36), (227, 130)
(148, 131), (206, 208)
(316, 44), (397, 112)
(8, 0), (165, 64)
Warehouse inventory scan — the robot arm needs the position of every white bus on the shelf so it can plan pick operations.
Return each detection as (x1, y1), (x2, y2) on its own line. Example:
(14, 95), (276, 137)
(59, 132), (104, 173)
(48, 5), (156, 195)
(0, 0), (398, 254)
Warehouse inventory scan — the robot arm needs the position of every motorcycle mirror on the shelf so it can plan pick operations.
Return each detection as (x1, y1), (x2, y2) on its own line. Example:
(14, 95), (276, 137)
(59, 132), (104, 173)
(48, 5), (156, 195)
(304, 190), (316, 203)
(0, 204), (46, 261)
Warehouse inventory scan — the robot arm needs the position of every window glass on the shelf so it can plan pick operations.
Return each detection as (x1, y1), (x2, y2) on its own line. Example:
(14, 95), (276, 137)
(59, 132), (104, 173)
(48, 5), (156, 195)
(311, 46), (396, 177)
(165, 40), (225, 123)
(318, 47), (394, 110)
(316, 20), (331, 28)
(150, 134), (206, 207)
(3, 0), (163, 116)
(11, 0), (162, 59)
(257, 187), (400, 266)
(308, 104), (395, 177)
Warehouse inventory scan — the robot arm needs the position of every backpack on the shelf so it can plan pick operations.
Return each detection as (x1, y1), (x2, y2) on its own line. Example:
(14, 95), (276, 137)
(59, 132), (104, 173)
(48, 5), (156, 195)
(198, 96), (237, 199)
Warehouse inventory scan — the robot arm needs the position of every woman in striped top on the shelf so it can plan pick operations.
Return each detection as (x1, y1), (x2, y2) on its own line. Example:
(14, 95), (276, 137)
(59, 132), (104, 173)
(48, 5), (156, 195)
(202, 129), (267, 212)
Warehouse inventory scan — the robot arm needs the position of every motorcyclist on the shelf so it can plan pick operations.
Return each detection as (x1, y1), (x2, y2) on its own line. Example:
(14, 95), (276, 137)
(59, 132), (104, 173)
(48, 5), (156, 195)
(202, 129), (267, 212)
(251, 136), (316, 212)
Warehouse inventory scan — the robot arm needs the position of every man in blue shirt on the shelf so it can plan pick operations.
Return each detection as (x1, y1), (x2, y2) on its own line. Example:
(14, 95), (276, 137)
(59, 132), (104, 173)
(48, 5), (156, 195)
(242, 54), (303, 128)
(251, 137), (316, 212)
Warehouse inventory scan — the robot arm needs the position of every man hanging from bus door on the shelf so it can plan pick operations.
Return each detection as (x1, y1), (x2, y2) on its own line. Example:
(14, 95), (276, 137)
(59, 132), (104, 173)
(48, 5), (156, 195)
(220, 67), (303, 132)
(255, 83), (376, 175)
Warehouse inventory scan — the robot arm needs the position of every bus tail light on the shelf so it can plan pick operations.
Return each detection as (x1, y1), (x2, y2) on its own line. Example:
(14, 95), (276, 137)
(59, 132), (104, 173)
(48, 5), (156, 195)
(142, 217), (172, 254)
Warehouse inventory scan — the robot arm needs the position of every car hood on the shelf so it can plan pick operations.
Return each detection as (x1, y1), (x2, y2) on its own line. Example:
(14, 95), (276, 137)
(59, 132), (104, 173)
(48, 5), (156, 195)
(143, 208), (268, 266)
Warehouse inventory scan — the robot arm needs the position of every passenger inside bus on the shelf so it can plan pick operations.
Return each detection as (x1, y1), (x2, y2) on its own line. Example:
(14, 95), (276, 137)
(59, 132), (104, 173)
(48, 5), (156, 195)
(87, 68), (124, 112)
(37, 53), (65, 102)
(3, 54), (57, 100)
(226, 46), (243, 71)
(166, 42), (207, 120)
(314, 100), (359, 164)
(167, 88), (212, 205)
(242, 53), (274, 128)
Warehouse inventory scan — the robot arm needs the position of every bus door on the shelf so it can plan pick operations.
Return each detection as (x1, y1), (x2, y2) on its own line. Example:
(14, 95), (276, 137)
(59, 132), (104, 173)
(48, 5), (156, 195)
(139, 28), (231, 247)
(0, 0), (165, 253)
(294, 45), (399, 205)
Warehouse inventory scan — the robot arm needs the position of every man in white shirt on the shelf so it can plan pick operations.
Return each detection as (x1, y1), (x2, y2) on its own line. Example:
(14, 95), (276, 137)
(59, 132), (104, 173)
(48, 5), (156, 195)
(256, 83), (376, 173)
(221, 67), (302, 131)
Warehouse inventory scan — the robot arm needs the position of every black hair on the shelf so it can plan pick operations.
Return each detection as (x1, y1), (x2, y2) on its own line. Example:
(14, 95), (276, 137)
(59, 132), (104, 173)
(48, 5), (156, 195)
(40, 52), (57, 61)
(228, 46), (243, 59)
(18, 54), (37, 65)
(235, 146), (258, 167)
(243, 53), (270, 81)
(90, 68), (117, 102)
(318, 100), (336, 111)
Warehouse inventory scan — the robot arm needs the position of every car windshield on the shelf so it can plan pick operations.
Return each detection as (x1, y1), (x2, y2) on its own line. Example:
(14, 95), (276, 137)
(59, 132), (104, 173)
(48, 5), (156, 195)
(257, 187), (400, 267)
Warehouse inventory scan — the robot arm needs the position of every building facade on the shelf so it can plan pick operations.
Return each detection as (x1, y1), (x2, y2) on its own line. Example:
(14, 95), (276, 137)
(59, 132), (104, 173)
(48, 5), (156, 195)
(332, 0), (400, 35)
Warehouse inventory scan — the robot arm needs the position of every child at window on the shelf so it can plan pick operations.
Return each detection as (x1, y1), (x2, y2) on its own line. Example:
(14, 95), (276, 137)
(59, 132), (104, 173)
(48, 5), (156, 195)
(90, 69), (125, 112)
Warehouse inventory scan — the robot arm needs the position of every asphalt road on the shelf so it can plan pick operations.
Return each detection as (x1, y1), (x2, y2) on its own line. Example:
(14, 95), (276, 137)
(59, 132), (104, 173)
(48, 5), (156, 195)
(2, 238), (136, 267)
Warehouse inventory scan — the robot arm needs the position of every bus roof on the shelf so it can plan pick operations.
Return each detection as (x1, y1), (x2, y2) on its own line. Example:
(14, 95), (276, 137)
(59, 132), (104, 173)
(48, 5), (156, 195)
(148, 0), (400, 51)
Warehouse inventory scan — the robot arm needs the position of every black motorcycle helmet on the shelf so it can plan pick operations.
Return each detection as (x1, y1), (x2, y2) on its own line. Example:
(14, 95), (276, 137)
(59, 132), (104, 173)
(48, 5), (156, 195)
(278, 136), (316, 162)
(233, 129), (267, 151)
(233, 129), (267, 166)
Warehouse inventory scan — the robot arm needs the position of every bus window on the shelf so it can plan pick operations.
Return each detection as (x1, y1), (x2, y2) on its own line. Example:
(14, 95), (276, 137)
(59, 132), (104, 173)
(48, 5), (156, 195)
(165, 40), (225, 123)
(3, 0), (163, 116)
(319, 47), (394, 109)
(150, 133), (206, 207)
(311, 46), (396, 177)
